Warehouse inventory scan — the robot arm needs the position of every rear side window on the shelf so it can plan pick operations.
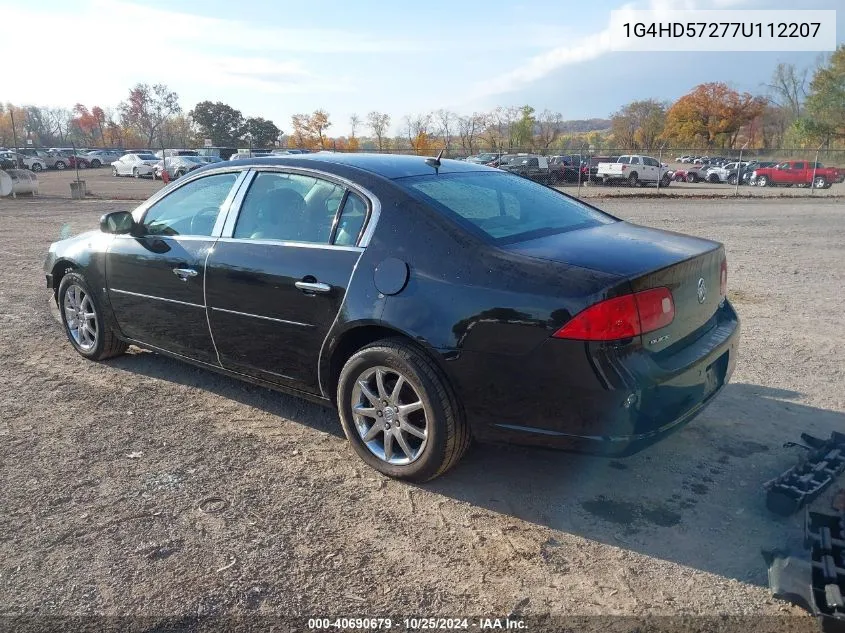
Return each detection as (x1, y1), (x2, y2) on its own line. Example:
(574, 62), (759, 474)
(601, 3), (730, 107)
(617, 157), (630, 164)
(333, 193), (367, 246)
(401, 172), (614, 244)
(793, 162), (805, 169)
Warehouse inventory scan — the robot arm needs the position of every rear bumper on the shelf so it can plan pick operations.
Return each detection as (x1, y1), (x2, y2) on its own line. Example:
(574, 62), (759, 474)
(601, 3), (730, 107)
(452, 300), (740, 456)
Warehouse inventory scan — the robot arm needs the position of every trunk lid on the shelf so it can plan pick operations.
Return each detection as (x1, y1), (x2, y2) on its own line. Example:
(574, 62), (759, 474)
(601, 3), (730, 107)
(504, 222), (725, 352)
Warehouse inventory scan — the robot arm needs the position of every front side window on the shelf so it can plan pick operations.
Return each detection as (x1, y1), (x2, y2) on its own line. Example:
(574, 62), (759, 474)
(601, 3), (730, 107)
(233, 172), (344, 244)
(400, 171), (614, 244)
(141, 172), (238, 237)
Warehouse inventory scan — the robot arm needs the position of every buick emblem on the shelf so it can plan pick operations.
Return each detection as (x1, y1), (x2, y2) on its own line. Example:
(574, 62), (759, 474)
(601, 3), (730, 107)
(697, 278), (707, 304)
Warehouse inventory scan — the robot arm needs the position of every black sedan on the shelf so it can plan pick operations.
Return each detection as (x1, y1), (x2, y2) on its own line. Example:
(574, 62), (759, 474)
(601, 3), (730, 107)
(44, 154), (739, 481)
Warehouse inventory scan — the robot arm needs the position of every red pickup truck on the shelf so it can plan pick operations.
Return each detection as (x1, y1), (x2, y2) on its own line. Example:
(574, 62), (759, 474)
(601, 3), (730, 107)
(752, 160), (842, 189)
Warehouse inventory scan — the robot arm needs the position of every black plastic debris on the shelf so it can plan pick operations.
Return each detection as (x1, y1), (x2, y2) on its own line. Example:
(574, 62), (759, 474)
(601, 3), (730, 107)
(765, 509), (845, 632)
(764, 432), (845, 516)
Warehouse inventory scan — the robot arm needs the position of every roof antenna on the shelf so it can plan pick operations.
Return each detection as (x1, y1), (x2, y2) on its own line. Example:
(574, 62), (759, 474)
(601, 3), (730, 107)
(424, 149), (444, 174)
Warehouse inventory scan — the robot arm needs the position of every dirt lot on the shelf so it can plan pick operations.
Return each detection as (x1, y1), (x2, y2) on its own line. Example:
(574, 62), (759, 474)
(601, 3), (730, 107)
(23, 166), (845, 201)
(1, 195), (844, 630)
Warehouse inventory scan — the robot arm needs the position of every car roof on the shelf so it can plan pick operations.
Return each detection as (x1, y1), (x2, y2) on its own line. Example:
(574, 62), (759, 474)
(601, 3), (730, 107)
(225, 153), (497, 179)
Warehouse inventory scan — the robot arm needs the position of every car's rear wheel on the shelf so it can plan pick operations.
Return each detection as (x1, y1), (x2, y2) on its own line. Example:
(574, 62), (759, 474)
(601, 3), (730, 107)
(627, 172), (638, 187)
(58, 272), (127, 361)
(133, 167), (139, 178)
(337, 339), (469, 481)
(55, 161), (66, 170)
(686, 172), (697, 183)
(813, 176), (827, 189)
(91, 159), (101, 168)
(727, 174), (738, 185)
(112, 166), (118, 177)
(31, 163), (43, 172)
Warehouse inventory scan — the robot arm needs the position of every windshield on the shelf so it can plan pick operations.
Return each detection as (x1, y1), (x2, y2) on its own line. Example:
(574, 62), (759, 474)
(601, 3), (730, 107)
(137, 154), (157, 160)
(399, 171), (615, 244)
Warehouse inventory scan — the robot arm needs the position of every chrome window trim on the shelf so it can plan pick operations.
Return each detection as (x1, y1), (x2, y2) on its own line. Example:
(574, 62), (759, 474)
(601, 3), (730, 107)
(210, 306), (314, 328)
(218, 166), (381, 248)
(130, 166), (252, 226)
(110, 288), (205, 309)
(213, 237), (362, 252)
(220, 170), (257, 237)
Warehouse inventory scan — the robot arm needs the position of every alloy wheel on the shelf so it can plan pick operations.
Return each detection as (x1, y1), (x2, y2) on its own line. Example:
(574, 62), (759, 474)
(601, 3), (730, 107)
(350, 366), (429, 465)
(63, 284), (98, 351)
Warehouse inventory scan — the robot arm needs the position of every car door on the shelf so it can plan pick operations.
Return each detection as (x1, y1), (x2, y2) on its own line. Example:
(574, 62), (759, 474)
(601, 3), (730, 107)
(790, 161), (806, 184)
(105, 170), (247, 363)
(204, 169), (370, 393)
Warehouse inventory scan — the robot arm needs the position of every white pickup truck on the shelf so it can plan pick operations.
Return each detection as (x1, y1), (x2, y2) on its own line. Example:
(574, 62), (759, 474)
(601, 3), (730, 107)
(595, 154), (670, 187)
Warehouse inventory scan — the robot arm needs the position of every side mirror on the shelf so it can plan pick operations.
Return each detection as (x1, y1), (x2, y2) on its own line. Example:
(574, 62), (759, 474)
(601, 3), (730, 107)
(100, 210), (135, 234)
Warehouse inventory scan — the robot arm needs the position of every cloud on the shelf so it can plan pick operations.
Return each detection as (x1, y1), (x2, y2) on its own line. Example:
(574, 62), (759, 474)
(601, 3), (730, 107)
(469, 0), (751, 100)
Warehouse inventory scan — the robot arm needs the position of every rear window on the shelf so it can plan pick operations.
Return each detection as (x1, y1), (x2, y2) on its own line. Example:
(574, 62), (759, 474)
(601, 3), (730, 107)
(400, 172), (615, 244)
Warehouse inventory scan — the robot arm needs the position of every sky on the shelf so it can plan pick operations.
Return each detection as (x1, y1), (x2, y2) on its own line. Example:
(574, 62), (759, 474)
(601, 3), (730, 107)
(2, 0), (842, 136)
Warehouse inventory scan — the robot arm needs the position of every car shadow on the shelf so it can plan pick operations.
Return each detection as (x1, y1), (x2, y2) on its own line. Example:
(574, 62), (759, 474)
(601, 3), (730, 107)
(426, 382), (845, 586)
(106, 348), (344, 440)
(105, 348), (843, 586)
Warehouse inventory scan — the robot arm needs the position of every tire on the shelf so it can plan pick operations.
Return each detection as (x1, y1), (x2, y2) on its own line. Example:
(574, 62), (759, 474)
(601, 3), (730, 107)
(78, 161), (88, 169)
(813, 176), (827, 189)
(112, 167), (118, 177)
(55, 161), (66, 170)
(31, 163), (43, 172)
(627, 172), (638, 187)
(727, 175), (738, 185)
(757, 175), (769, 187)
(337, 338), (470, 482)
(660, 175), (671, 187)
(91, 159), (101, 168)
(686, 172), (697, 183)
(707, 173), (720, 183)
(57, 272), (128, 361)
(133, 167), (139, 178)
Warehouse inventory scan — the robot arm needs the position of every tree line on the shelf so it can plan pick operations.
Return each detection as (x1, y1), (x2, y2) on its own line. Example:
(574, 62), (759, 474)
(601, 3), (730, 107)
(1, 45), (842, 154)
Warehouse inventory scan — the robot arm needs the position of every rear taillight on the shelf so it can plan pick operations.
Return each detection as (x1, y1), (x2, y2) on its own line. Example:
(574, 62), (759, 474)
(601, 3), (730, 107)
(720, 257), (727, 297)
(553, 287), (674, 341)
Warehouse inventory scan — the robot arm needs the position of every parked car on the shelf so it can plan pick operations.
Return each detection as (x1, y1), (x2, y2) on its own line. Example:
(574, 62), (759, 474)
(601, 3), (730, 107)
(43, 153), (739, 481)
(706, 162), (752, 184)
(498, 154), (573, 184)
(196, 147), (238, 160)
(86, 150), (124, 168)
(595, 155), (670, 186)
(0, 152), (19, 170)
(752, 161), (841, 188)
(0, 151), (47, 172)
(153, 156), (206, 180)
(465, 152), (503, 165)
(111, 153), (158, 178)
(17, 148), (70, 170)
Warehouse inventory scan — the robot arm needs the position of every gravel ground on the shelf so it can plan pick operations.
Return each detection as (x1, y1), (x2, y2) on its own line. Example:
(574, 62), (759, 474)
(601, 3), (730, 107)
(1, 196), (843, 630)
(17, 166), (845, 201)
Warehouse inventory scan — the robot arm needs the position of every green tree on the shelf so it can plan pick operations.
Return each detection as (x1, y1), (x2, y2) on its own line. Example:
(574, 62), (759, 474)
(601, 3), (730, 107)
(804, 45), (845, 141)
(511, 105), (535, 148)
(189, 101), (245, 146)
(244, 116), (280, 147)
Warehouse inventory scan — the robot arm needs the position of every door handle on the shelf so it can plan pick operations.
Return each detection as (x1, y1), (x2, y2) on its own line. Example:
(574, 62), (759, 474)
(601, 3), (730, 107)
(295, 280), (331, 294)
(172, 267), (198, 281)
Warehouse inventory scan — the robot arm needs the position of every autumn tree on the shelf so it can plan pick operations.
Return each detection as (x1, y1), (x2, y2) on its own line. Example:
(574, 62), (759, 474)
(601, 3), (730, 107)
(457, 113), (483, 155)
(404, 113), (433, 153)
(244, 116), (280, 147)
(434, 109), (456, 153)
(290, 114), (314, 148)
(535, 110), (563, 151)
(119, 83), (181, 147)
(190, 101), (245, 145)
(367, 111), (391, 151)
(663, 83), (765, 148)
(610, 99), (666, 150)
(71, 104), (107, 146)
(308, 110), (331, 149)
